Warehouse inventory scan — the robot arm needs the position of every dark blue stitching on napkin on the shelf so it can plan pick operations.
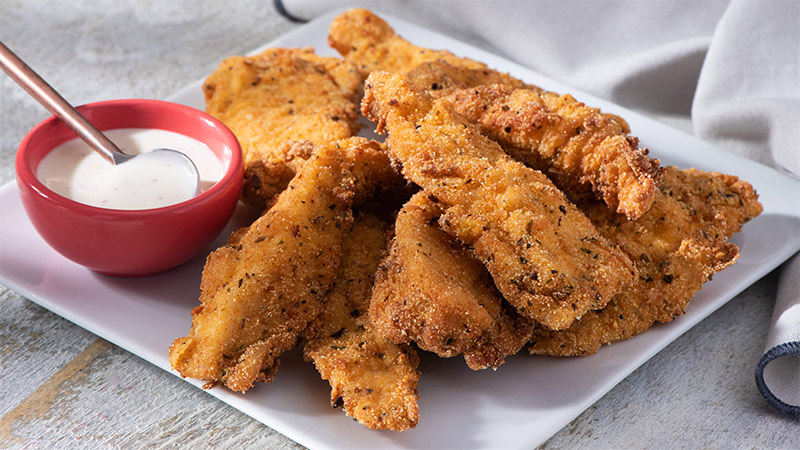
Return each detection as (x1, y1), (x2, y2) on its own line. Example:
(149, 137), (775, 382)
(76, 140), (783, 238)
(755, 341), (800, 417)
(273, 0), (308, 23)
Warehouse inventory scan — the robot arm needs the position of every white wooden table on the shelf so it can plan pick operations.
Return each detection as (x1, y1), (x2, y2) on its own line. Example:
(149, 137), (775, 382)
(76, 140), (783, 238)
(0, 1), (795, 448)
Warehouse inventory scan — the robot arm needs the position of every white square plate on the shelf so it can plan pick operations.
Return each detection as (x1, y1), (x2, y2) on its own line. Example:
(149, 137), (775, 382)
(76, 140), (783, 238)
(1, 9), (799, 450)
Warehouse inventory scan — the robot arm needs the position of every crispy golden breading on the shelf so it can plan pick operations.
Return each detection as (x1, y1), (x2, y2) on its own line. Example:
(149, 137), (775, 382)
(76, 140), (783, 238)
(371, 193), (500, 358)
(362, 71), (637, 330)
(404, 61), (662, 219)
(204, 47), (362, 207)
(405, 60), (527, 92)
(329, 7), (661, 220)
(370, 192), (533, 370)
(328, 8), (519, 85)
(529, 167), (762, 355)
(303, 213), (420, 430)
(169, 138), (398, 392)
(662, 168), (762, 239)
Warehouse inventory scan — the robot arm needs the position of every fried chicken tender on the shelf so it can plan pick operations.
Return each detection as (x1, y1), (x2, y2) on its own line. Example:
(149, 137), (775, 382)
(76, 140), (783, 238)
(329, 7), (661, 219)
(362, 71), (637, 330)
(169, 138), (398, 392)
(370, 192), (533, 370)
(204, 47), (362, 208)
(406, 61), (662, 219)
(529, 167), (762, 355)
(328, 8), (519, 86)
(303, 213), (420, 430)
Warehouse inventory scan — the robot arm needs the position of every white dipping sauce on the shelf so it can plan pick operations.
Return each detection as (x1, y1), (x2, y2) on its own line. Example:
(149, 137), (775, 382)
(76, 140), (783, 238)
(37, 128), (222, 210)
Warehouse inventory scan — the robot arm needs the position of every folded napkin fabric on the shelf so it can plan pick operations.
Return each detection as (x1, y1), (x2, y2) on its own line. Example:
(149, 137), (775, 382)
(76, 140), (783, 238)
(756, 254), (800, 416)
(692, 0), (799, 416)
(692, 0), (800, 178)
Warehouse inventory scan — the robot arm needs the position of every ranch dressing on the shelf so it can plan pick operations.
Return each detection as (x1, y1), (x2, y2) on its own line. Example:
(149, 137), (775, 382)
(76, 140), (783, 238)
(36, 128), (222, 210)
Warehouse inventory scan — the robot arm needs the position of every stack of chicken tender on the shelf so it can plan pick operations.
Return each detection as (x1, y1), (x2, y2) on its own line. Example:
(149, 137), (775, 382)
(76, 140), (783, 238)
(169, 9), (763, 431)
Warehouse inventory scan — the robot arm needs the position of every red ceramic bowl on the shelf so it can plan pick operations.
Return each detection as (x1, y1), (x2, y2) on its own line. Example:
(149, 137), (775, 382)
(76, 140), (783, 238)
(15, 99), (243, 277)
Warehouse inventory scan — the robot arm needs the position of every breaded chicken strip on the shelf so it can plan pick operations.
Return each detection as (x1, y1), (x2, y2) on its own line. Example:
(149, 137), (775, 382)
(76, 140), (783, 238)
(529, 167), (762, 355)
(169, 138), (398, 392)
(406, 61), (662, 219)
(303, 213), (420, 430)
(204, 47), (362, 208)
(362, 71), (637, 330)
(328, 8), (519, 86)
(329, 8), (661, 219)
(370, 192), (533, 370)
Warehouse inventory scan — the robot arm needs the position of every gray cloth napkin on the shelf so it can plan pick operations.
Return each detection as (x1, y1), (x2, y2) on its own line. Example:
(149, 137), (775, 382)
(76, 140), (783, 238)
(277, 0), (800, 416)
(757, 254), (800, 416)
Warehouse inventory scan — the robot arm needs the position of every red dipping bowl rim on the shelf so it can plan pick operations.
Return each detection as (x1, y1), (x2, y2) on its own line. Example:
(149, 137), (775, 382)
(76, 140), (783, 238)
(16, 98), (243, 221)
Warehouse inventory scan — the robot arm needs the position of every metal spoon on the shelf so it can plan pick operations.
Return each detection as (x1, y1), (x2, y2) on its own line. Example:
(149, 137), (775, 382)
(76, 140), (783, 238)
(0, 41), (200, 195)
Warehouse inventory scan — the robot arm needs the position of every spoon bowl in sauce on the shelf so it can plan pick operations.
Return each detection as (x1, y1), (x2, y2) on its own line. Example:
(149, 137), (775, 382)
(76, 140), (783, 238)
(37, 128), (218, 210)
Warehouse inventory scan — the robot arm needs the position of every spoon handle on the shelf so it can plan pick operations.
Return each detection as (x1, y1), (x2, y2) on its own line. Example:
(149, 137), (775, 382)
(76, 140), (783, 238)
(0, 41), (124, 164)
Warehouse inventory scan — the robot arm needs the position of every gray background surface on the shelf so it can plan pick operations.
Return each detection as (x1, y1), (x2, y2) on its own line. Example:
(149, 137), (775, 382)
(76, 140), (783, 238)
(0, 1), (795, 448)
